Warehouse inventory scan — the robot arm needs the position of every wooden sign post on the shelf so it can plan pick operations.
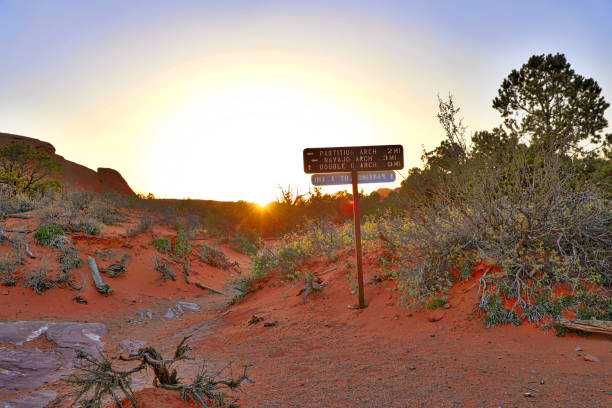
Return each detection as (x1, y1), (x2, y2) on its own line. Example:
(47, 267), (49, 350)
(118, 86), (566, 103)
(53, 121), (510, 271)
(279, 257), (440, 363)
(304, 145), (404, 308)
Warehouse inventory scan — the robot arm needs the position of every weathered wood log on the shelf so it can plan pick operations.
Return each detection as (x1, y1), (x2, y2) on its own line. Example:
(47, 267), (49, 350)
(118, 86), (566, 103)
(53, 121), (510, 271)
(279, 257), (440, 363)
(24, 242), (36, 258)
(557, 318), (612, 335)
(87, 257), (113, 294)
(6, 214), (34, 219)
(194, 282), (227, 296)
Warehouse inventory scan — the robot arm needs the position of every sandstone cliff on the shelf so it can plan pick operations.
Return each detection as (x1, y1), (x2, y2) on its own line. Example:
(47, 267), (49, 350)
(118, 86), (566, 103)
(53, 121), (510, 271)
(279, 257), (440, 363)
(0, 132), (134, 195)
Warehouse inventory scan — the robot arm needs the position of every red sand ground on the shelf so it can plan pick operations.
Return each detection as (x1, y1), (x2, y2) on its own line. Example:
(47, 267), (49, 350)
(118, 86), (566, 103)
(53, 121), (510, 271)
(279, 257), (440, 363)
(1, 210), (610, 407)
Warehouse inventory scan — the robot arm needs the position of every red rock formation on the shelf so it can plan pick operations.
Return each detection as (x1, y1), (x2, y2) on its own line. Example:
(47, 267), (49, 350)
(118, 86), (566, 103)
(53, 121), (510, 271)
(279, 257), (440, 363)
(0, 132), (134, 195)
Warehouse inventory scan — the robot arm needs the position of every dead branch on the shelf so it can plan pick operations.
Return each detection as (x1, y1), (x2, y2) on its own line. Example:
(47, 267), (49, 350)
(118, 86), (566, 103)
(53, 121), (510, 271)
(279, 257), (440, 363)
(296, 273), (326, 303)
(5, 227), (37, 233)
(24, 241), (36, 258)
(319, 266), (338, 276)
(556, 318), (612, 335)
(194, 282), (228, 296)
(6, 213), (34, 219)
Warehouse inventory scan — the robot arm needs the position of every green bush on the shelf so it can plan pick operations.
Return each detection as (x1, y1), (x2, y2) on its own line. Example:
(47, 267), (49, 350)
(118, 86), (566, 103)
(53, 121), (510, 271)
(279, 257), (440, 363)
(426, 296), (447, 310)
(251, 250), (278, 279)
(173, 229), (191, 258)
(34, 224), (66, 246)
(479, 293), (522, 327)
(153, 236), (171, 252)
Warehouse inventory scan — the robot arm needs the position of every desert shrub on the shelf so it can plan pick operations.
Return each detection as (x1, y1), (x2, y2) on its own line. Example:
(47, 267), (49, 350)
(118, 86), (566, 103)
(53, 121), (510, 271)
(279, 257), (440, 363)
(381, 92), (610, 318)
(0, 186), (37, 215)
(57, 248), (83, 272)
(66, 216), (101, 235)
(54, 269), (81, 290)
(153, 235), (172, 252)
(33, 224), (66, 247)
(230, 252), (273, 302)
(37, 198), (73, 226)
(173, 229), (191, 258)
(88, 197), (123, 225)
(153, 257), (175, 281)
(224, 232), (259, 256)
(199, 243), (239, 271)
(250, 249), (278, 278)
(127, 214), (151, 236)
(0, 254), (17, 286)
(522, 294), (574, 322)
(479, 293), (522, 328)
(66, 190), (94, 211)
(263, 218), (355, 279)
(25, 261), (55, 294)
(426, 296), (447, 310)
(177, 214), (201, 238)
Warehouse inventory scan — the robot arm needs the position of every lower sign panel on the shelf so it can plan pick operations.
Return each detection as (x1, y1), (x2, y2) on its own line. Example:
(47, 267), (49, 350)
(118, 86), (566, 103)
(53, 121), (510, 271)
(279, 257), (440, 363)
(311, 171), (396, 186)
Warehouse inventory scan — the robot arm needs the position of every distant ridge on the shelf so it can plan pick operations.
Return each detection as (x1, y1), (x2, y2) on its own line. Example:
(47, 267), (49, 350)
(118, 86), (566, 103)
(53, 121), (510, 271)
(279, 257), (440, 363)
(0, 132), (134, 195)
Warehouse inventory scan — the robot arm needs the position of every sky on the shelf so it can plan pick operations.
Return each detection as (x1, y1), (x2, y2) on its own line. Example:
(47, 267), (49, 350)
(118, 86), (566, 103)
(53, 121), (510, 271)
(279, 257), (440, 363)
(1, 0), (611, 205)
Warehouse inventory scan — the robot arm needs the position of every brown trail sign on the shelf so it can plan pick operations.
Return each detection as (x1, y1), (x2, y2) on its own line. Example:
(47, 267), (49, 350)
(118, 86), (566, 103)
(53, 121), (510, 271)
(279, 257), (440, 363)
(304, 145), (404, 308)
(303, 144), (403, 173)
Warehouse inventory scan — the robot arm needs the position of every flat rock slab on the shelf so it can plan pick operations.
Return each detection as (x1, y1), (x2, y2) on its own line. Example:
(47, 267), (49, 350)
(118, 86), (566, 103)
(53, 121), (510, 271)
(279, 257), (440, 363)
(1, 390), (57, 408)
(0, 321), (106, 399)
(0, 347), (65, 394)
(0, 321), (106, 357)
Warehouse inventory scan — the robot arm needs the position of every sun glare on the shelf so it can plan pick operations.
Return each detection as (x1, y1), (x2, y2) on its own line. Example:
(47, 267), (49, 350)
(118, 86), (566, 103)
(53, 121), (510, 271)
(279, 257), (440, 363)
(146, 81), (378, 203)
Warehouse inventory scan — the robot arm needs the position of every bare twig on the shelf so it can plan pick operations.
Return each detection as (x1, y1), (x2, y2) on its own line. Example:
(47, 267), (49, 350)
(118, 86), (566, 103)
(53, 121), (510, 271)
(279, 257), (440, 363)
(194, 282), (227, 296)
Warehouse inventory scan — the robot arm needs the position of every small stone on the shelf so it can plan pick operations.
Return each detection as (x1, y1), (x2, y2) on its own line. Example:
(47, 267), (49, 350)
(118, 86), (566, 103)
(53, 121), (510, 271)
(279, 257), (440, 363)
(176, 301), (200, 312)
(263, 321), (278, 327)
(531, 369), (537, 374)
(575, 346), (582, 351)
(427, 309), (445, 322)
(409, 365), (416, 370)
(162, 307), (175, 320)
(393, 315), (399, 320)
(1, 290), (8, 295)
(524, 392), (533, 398)
(497, 355), (503, 359)
(540, 380), (545, 385)
(430, 333), (435, 337)
(443, 303), (451, 309)
(583, 354), (600, 362)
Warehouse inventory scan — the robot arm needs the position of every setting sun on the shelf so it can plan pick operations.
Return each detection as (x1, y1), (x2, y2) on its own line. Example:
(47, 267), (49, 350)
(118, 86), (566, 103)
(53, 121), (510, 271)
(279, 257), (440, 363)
(146, 79), (381, 203)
